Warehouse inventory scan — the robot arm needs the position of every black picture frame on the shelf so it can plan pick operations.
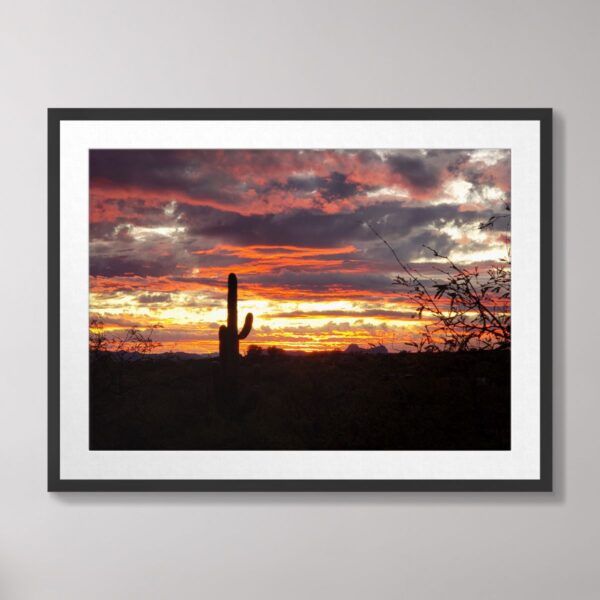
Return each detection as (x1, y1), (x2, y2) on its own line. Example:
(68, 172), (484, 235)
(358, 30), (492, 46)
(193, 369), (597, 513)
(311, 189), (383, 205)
(48, 108), (552, 492)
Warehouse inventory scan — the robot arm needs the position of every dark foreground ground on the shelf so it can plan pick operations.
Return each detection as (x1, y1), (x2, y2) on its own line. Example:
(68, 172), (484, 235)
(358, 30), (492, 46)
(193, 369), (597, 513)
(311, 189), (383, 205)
(90, 350), (510, 450)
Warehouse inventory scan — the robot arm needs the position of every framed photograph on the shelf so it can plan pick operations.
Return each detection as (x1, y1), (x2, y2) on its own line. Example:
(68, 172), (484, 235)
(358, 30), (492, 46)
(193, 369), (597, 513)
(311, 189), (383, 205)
(48, 108), (552, 491)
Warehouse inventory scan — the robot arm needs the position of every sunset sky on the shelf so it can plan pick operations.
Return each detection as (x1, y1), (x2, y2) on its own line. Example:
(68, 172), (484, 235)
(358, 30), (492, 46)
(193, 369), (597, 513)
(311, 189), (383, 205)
(89, 148), (510, 354)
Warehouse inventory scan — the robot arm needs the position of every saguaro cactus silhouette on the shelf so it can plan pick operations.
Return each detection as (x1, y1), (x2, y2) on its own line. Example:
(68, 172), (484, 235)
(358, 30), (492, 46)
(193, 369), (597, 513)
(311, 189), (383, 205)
(218, 273), (253, 401)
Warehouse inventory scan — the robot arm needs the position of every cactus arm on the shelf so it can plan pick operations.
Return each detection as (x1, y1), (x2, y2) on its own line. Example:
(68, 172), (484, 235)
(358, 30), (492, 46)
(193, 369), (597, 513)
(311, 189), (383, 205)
(218, 325), (228, 356)
(238, 313), (253, 340)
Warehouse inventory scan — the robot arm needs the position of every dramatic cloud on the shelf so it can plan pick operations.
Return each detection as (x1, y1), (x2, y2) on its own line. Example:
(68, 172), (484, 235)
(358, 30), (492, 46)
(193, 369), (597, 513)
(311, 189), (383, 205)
(387, 152), (441, 189)
(90, 148), (511, 353)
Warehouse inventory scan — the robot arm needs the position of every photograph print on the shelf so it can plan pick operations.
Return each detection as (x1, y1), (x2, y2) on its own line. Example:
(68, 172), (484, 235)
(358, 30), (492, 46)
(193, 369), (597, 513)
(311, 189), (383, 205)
(89, 146), (512, 451)
(48, 109), (551, 491)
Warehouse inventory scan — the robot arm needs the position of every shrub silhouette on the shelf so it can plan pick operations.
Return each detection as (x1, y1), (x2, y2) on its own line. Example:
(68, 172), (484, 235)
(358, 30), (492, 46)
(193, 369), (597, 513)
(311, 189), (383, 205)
(366, 206), (511, 352)
(246, 345), (264, 358)
(89, 317), (162, 399)
(266, 346), (285, 358)
(393, 247), (510, 351)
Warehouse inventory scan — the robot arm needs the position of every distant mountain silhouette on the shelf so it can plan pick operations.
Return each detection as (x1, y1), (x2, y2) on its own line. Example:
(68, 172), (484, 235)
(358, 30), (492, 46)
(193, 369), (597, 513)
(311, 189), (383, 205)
(344, 343), (388, 355)
(95, 350), (218, 362)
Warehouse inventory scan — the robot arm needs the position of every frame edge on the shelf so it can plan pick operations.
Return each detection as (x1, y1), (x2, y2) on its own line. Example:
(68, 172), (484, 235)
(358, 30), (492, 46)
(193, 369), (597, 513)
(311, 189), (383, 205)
(47, 108), (553, 492)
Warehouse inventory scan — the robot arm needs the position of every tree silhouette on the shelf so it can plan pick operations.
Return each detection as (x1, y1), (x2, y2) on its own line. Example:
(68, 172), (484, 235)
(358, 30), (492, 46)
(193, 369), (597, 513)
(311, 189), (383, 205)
(367, 206), (510, 352)
(89, 318), (162, 357)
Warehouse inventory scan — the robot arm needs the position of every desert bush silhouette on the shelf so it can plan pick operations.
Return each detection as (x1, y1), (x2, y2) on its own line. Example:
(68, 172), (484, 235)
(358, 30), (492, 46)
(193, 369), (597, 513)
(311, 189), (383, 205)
(366, 205), (511, 352)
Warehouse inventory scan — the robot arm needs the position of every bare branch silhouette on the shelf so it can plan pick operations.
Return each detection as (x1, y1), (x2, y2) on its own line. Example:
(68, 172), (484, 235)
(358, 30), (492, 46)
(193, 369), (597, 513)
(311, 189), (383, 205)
(365, 206), (511, 352)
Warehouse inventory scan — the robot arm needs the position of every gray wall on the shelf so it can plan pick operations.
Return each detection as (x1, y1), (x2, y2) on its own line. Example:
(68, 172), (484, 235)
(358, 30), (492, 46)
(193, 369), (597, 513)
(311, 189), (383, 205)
(0, 1), (596, 598)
